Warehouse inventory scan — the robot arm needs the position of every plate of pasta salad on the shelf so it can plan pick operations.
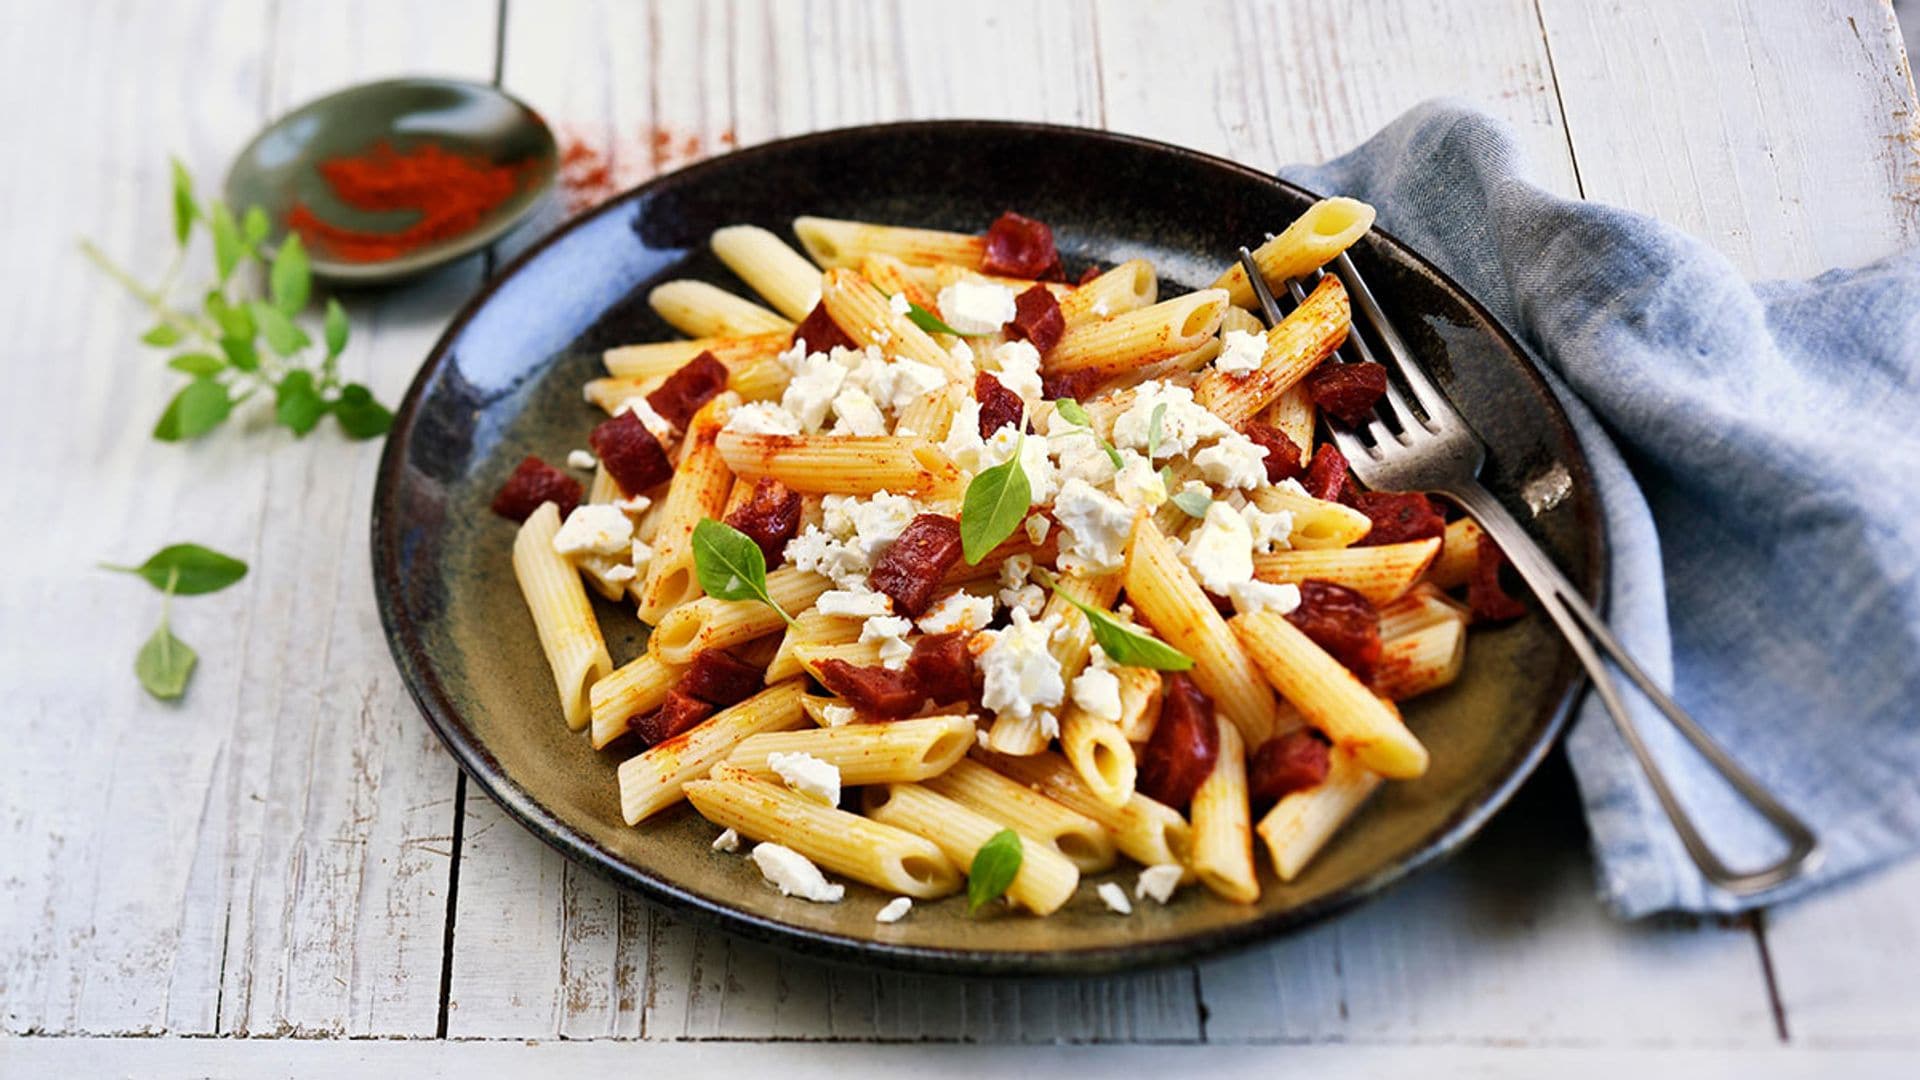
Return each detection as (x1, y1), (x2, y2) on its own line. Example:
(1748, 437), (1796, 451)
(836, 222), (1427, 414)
(372, 121), (1602, 972)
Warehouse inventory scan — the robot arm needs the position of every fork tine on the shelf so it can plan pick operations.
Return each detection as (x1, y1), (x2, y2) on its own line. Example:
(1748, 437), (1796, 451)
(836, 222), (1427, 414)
(1331, 252), (1462, 427)
(1237, 247), (1286, 326)
(1328, 422), (1376, 465)
(1296, 269), (1425, 440)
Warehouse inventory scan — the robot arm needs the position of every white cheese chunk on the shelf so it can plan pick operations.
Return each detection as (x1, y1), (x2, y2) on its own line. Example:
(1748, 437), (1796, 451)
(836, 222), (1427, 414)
(830, 385), (889, 436)
(976, 608), (1066, 724)
(990, 339), (1045, 413)
(1135, 864), (1184, 905)
(567, 448), (597, 470)
(917, 591), (997, 635)
(781, 351), (849, 431)
(1097, 881), (1134, 915)
(618, 397), (675, 441)
(1215, 329), (1267, 375)
(711, 828), (741, 853)
(875, 896), (913, 923)
(1111, 381), (1233, 461)
(1069, 645), (1123, 723)
(552, 504), (635, 557)
(750, 842), (845, 902)
(630, 538), (654, 577)
(860, 614), (914, 671)
(1180, 501), (1255, 595)
(725, 401), (804, 436)
(616, 493), (653, 514)
(821, 703), (858, 727)
(936, 280), (1018, 335)
(767, 751), (842, 806)
(1229, 579), (1303, 617)
(1194, 433), (1270, 489)
(1053, 478), (1135, 575)
(1240, 503), (1295, 554)
(888, 290), (912, 317)
(982, 423), (1057, 502)
(1024, 513), (1052, 545)
(1112, 450), (1168, 510)
(816, 588), (893, 618)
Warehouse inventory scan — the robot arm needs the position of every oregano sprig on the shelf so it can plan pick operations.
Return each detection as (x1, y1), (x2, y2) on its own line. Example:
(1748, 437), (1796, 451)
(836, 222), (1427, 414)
(80, 158), (392, 444)
(104, 543), (250, 700)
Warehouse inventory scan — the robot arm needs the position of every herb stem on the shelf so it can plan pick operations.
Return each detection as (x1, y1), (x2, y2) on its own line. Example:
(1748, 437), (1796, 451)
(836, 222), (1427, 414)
(78, 239), (219, 340)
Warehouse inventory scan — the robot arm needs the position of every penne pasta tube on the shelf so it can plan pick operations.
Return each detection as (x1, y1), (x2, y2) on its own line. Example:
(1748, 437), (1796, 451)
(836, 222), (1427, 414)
(1248, 485), (1373, 550)
(1218, 303), (1266, 337)
(922, 758), (1117, 873)
(1058, 258), (1158, 327)
(1252, 538), (1442, 606)
(618, 681), (809, 823)
(863, 782), (1081, 915)
(856, 252), (942, 314)
(588, 652), (688, 750)
(794, 215), (986, 270)
(1194, 274), (1349, 428)
(710, 224), (823, 321)
(1256, 746), (1383, 881)
(512, 502), (613, 731)
(586, 463), (623, 505)
(1189, 716), (1258, 904)
(789, 639), (888, 678)
(730, 633), (784, 669)
(1428, 516), (1484, 590)
(1113, 665), (1164, 743)
(584, 375), (664, 416)
(819, 267), (971, 379)
(987, 572), (1121, 755)
(688, 762), (962, 898)
(636, 394), (738, 624)
(975, 750), (1194, 877)
(799, 692), (855, 727)
(1231, 610), (1428, 779)
(648, 279), (793, 338)
(1045, 289), (1230, 376)
(893, 381), (963, 441)
(1107, 337), (1223, 393)
(1377, 583), (1472, 640)
(648, 567), (832, 665)
(717, 430), (963, 497)
(1060, 708), (1137, 809)
(602, 330), (791, 381)
(727, 713), (976, 784)
(1211, 197), (1376, 309)
(1124, 518), (1278, 745)
(1374, 617), (1468, 700)
(766, 608), (862, 684)
(1262, 385), (1316, 461)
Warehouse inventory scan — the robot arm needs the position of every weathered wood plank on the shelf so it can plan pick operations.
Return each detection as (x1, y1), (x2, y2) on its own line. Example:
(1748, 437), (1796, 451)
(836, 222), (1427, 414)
(1766, 861), (1920, 1046)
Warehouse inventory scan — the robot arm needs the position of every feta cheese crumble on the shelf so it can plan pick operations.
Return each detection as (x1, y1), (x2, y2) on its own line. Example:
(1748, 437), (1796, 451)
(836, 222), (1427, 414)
(816, 589), (894, 618)
(917, 591), (996, 635)
(1097, 881), (1134, 915)
(830, 385), (888, 436)
(888, 290), (912, 317)
(1052, 478), (1135, 575)
(1069, 645), (1123, 723)
(821, 703), (858, 727)
(1135, 864), (1184, 905)
(724, 401), (804, 436)
(976, 608), (1066, 727)
(860, 614), (914, 671)
(1229, 579), (1303, 617)
(552, 504), (634, 557)
(567, 448), (597, 470)
(750, 842), (845, 902)
(617, 397), (675, 442)
(630, 538), (654, 577)
(997, 555), (1047, 618)
(936, 280), (1017, 335)
(1215, 328), (1267, 375)
(875, 896), (913, 923)
(990, 339), (1045, 413)
(1180, 502), (1255, 595)
(1240, 503), (1295, 554)
(767, 751), (842, 805)
(1194, 433), (1270, 489)
(711, 828), (741, 853)
(1111, 381), (1233, 461)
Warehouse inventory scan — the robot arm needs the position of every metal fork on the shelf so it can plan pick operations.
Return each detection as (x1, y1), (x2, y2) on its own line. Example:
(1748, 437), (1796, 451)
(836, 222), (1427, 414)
(1237, 247), (1822, 896)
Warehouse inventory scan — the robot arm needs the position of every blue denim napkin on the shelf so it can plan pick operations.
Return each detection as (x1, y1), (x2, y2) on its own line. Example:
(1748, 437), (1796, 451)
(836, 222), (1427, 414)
(1280, 100), (1920, 916)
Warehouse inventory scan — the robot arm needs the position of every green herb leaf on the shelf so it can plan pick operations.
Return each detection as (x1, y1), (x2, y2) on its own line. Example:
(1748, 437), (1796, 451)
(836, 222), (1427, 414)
(167, 352), (225, 376)
(323, 297), (349, 358)
(1053, 398), (1092, 427)
(270, 232), (310, 313)
(906, 302), (966, 337)
(1171, 485), (1212, 518)
(218, 335), (259, 373)
(251, 300), (309, 357)
(169, 158), (198, 247)
(1048, 579), (1195, 671)
(103, 543), (249, 596)
(690, 517), (792, 621)
(1147, 402), (1168, 460)
(966, 829), (1023, 914)
(960, 433), (1031, 564)
(136, 620), (197, 700)
(275, 370), (326, 436)
(210, 202), (243, 283)
(207, 290), (254, 339)
(332, 383), (393, 439)
(141, 323), (184, 347)
(153, 377), (232, 441)
(243, 205), (270, 246)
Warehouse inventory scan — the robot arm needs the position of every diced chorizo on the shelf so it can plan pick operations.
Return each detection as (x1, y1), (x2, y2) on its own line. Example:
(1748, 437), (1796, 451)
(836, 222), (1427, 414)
(1136, 672), (1219, 811)
(1349, 490), (1446, 547)
(1075, 264), (1103, 287)
(589, 409), (673, 495)
(1248, 728), (1332, 808)
(645, 351), (729, 430)
(1469, 536), (1528, 621)
(974, 372), (1026, 437)
(632, 690), (714, 747)
(491, 455), (584, 522)
(1040, 367), (1103, 403)
(791, 300), (856, 353)
(868, 514), (964, 617)
(1287, 579), (1383, 682)
(724, 478), (804, 567)
(981, 211), (1061, 279)
(815, 658), (924, 719)
(681, 648), (766, 708)
(1243, 421), (1305, 483)
(1302, 443), (1351, 503)
(1003, 284), (1065, 353)
(1304, 361), (1389, 425)
(906, 632), (976, 706)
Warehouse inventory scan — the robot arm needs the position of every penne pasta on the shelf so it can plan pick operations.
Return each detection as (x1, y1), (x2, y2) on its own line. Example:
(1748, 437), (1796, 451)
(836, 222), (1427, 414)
(716, 430), (963, 497)
(1046, 289), (1230, 377)
(588, 652), (687, 750)
(794, 215), (986, 270)
(1378, 583), (1472, 640)
(1113, 665), (1164, 743)
(987, 572), (1120, 756)
(1374, 617), (1468, 700)
(1428, 516), (1484, 590)
(1231, 610), (1428, 779)
(602, 330), (791, 381)
(921, 758), (1117, 873)
(512, 502), (613, 731)
(1058, 258), (1158, 327)
(1059, 707), (1137, 809)
(1256, 746), (1383, 881)
(648, 567), (832, 665)
(710, 224), (823, 321)
(1252, 537), (1442, 606)
(975, 750), (1194, 877)
(856, 252), (942, 314)
(1248, 484), (1373, 549)
(648, 279), (793, 338)
(727, 713), (976, 784)
(1263, 385), (1316, 462)
(1189, 716), (1258, 904)
(819, 267), (972, 379)
(1211, 197), (1376, 309)
(618, 680), (809, 823)
(766, 608), (862, 684)
(636, 394), (738, 624)
(1193, 274), (1350, 428)
(689, 762), (963, 898)
(863, 782), (1081, 915)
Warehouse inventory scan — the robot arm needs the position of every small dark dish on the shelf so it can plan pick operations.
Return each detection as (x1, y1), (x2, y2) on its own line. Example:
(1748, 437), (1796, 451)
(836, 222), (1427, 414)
(371, 121), (1603, 974)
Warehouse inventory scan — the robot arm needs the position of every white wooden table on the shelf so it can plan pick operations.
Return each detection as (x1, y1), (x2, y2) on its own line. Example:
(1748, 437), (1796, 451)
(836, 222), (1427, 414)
(5, 2), (1917, 1075)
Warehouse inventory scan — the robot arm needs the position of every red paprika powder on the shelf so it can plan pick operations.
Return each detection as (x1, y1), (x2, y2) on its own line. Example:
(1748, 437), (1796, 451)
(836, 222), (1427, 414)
(286, 140), (529, 262)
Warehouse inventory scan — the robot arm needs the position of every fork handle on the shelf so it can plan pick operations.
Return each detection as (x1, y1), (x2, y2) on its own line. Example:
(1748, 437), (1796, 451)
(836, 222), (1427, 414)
(1445, 483), (1822, 896)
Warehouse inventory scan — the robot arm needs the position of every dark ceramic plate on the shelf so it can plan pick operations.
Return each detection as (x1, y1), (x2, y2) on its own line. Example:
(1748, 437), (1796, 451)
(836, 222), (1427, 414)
(372, 121), (1603, 974)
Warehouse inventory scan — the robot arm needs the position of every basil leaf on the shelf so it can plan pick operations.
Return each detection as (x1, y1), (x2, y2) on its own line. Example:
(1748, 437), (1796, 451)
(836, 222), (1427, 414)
(1049, 583), (1195, 671)
(141, 322), (183, 347)
(332, 383), (393, 439)
(1171, 485), (1212, 518)
(136, 620), (197, 700)
(967, 829), (1023, 914)
(690, 517), (792, 621)
(243, 205), (270, 246)
(208, 292), (254, 340)
(270, 232), (310, 313)
(210, 202), (243, 283)
(1053, 398), (1092, 428)
(906, 302), (965, 337)
(104, 543), (249, 595)
(1147, 402), (1168, 460)
(219, 335), (259, 373)
(323, 297), (349, 358)
(169, 158), (197, 247)
(960, 433), (1031, 564)
(275, 370), (326, 436)
(167, 352), (225, 376)
(153, 377), (232, 441)
(251, 301), (308, 357)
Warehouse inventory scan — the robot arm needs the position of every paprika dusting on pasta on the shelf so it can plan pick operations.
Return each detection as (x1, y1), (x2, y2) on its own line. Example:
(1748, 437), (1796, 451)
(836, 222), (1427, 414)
(286, 140), (531, 262)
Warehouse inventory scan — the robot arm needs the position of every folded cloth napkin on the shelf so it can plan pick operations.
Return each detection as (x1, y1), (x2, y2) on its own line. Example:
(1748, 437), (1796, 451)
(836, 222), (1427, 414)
(1280, 100), (1920, 917)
